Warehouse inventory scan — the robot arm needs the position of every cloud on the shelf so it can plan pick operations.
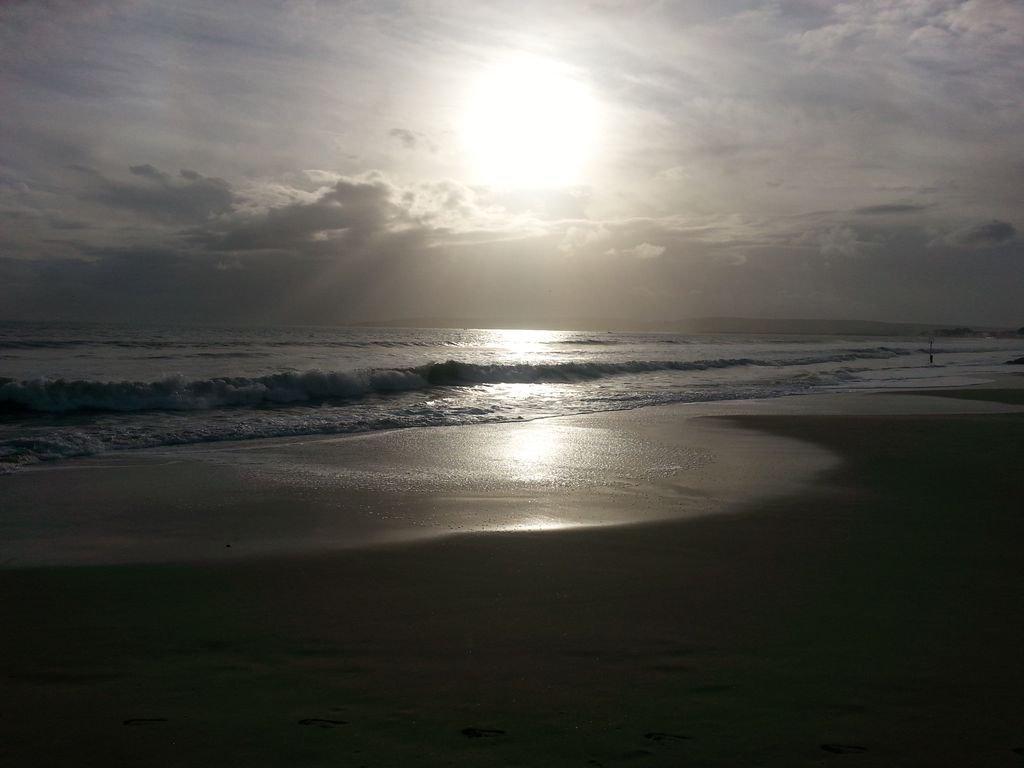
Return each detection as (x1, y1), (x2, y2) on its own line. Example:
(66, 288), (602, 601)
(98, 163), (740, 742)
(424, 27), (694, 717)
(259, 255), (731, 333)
(195, 172), (521, 256)
(559, 223), (610, 255)
(388, 128), (418, 149)
(855, 203), (928, 215)
(83, 164), (235, 223)
(815, 225), (863, 259)
(387, 127), (437, 153)
(609, 242), (666, 259)
(201, 174), (397, 252)
(129, 163), (171, 183)
(1, 1), (1023, 326)
(944, 219), (1017, 247)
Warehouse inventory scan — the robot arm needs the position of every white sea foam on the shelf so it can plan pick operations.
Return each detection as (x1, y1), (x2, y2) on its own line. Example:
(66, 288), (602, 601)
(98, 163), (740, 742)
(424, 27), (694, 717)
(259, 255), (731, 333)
(1, 324), (1019, 472)
(0, 350), (911, 414)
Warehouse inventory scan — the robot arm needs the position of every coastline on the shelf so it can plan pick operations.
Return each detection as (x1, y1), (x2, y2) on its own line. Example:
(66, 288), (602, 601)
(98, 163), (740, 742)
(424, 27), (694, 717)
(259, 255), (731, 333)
(0, 395), (846, 567)
(2, 384), (1023, 765)
(2, 381), (1021, 569)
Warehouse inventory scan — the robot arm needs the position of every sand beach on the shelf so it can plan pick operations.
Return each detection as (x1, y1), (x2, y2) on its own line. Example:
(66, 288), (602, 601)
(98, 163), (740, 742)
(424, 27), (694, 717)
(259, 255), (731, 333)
(3, 382), (1023, 766)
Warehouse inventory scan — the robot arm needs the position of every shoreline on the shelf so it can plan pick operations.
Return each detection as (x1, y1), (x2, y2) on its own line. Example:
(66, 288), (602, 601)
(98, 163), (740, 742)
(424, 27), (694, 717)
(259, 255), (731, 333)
(3, 379), (1023, 569)
(2, 385), (1024, 765)
(0, 395), (843, 568)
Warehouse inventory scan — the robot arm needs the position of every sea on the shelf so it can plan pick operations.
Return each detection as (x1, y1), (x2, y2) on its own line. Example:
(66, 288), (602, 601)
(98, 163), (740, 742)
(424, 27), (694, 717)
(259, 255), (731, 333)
(1, 322), (1021, 473)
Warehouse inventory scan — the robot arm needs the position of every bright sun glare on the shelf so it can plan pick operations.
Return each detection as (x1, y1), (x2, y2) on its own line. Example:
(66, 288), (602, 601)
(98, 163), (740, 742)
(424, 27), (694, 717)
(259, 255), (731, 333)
(459, 55), (600, 188)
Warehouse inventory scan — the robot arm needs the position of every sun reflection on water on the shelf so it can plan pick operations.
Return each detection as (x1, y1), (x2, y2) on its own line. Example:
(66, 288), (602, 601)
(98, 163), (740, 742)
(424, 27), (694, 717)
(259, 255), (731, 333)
(487, 328), (562, 358)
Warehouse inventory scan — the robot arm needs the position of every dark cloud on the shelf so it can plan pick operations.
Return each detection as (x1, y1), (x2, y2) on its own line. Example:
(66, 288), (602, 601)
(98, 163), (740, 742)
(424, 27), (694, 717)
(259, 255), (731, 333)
(0, 250), (330, 324)
(47, 214), (90, 231)
(387, 128), (437, 153)
(855, 203), (928, 215)
(388, 128), (418, 149)
(946, 220), (1017, 247)
(202, 175), (400, 252)
(84, 165), (235, 223)
(129, 164), (170, 183)
(3, 205), (1023, 327)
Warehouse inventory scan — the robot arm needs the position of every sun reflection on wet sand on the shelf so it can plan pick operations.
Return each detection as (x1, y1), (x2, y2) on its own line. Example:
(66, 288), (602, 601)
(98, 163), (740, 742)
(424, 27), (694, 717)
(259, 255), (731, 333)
(500, 516), (578, 532)
(499, 419), (570, 483)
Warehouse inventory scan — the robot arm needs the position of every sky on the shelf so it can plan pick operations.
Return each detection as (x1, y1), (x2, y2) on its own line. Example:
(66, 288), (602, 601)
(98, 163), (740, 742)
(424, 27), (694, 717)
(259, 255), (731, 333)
(1, 0), (1022, 327)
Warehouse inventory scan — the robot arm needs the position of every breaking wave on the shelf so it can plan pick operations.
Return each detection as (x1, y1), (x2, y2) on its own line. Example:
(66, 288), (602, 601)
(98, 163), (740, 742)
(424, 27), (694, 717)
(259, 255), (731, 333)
(0, 348), (909, 415)
(0, 337), (460, 350)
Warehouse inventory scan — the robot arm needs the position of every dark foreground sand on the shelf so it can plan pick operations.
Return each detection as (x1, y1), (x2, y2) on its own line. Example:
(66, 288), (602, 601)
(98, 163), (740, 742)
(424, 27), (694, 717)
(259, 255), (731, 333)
(2, 388), (1024, 767)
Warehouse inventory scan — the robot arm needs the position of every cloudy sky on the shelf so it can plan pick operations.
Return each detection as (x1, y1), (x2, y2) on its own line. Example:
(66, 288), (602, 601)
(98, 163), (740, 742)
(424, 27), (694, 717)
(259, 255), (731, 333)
(1, 0), (1021, 327)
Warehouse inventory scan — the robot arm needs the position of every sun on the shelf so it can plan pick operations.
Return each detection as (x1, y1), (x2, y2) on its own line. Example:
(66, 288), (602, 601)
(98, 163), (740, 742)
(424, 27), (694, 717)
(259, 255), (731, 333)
(459, 55), (601, 189)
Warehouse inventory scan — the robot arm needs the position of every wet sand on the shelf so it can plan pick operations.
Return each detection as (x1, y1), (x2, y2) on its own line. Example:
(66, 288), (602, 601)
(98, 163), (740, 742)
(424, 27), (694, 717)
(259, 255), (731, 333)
(0, 400), (843, 566)
(2, 387), (1024, 766)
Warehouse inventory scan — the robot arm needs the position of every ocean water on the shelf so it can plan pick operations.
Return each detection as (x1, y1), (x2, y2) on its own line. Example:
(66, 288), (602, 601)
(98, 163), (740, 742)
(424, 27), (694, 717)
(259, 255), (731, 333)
(1, 322), (1020, 472)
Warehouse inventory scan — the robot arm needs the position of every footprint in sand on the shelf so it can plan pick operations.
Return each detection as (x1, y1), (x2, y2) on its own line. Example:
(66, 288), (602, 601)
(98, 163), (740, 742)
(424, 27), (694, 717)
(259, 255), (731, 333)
(821, 744), (868, 754)
(461, 727), (505, 738)
(298, 718), (347, 728)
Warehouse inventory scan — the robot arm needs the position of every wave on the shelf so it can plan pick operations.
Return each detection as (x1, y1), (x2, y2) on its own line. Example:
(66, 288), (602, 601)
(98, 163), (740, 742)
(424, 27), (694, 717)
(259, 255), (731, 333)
(0, 369), (427, 414)
(0, 349), (910, 415)
(138, 351), (273, 360)
(0, 337), (459, 350)
(552, 337), (621, 345)
(0, 366), (877, 473)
